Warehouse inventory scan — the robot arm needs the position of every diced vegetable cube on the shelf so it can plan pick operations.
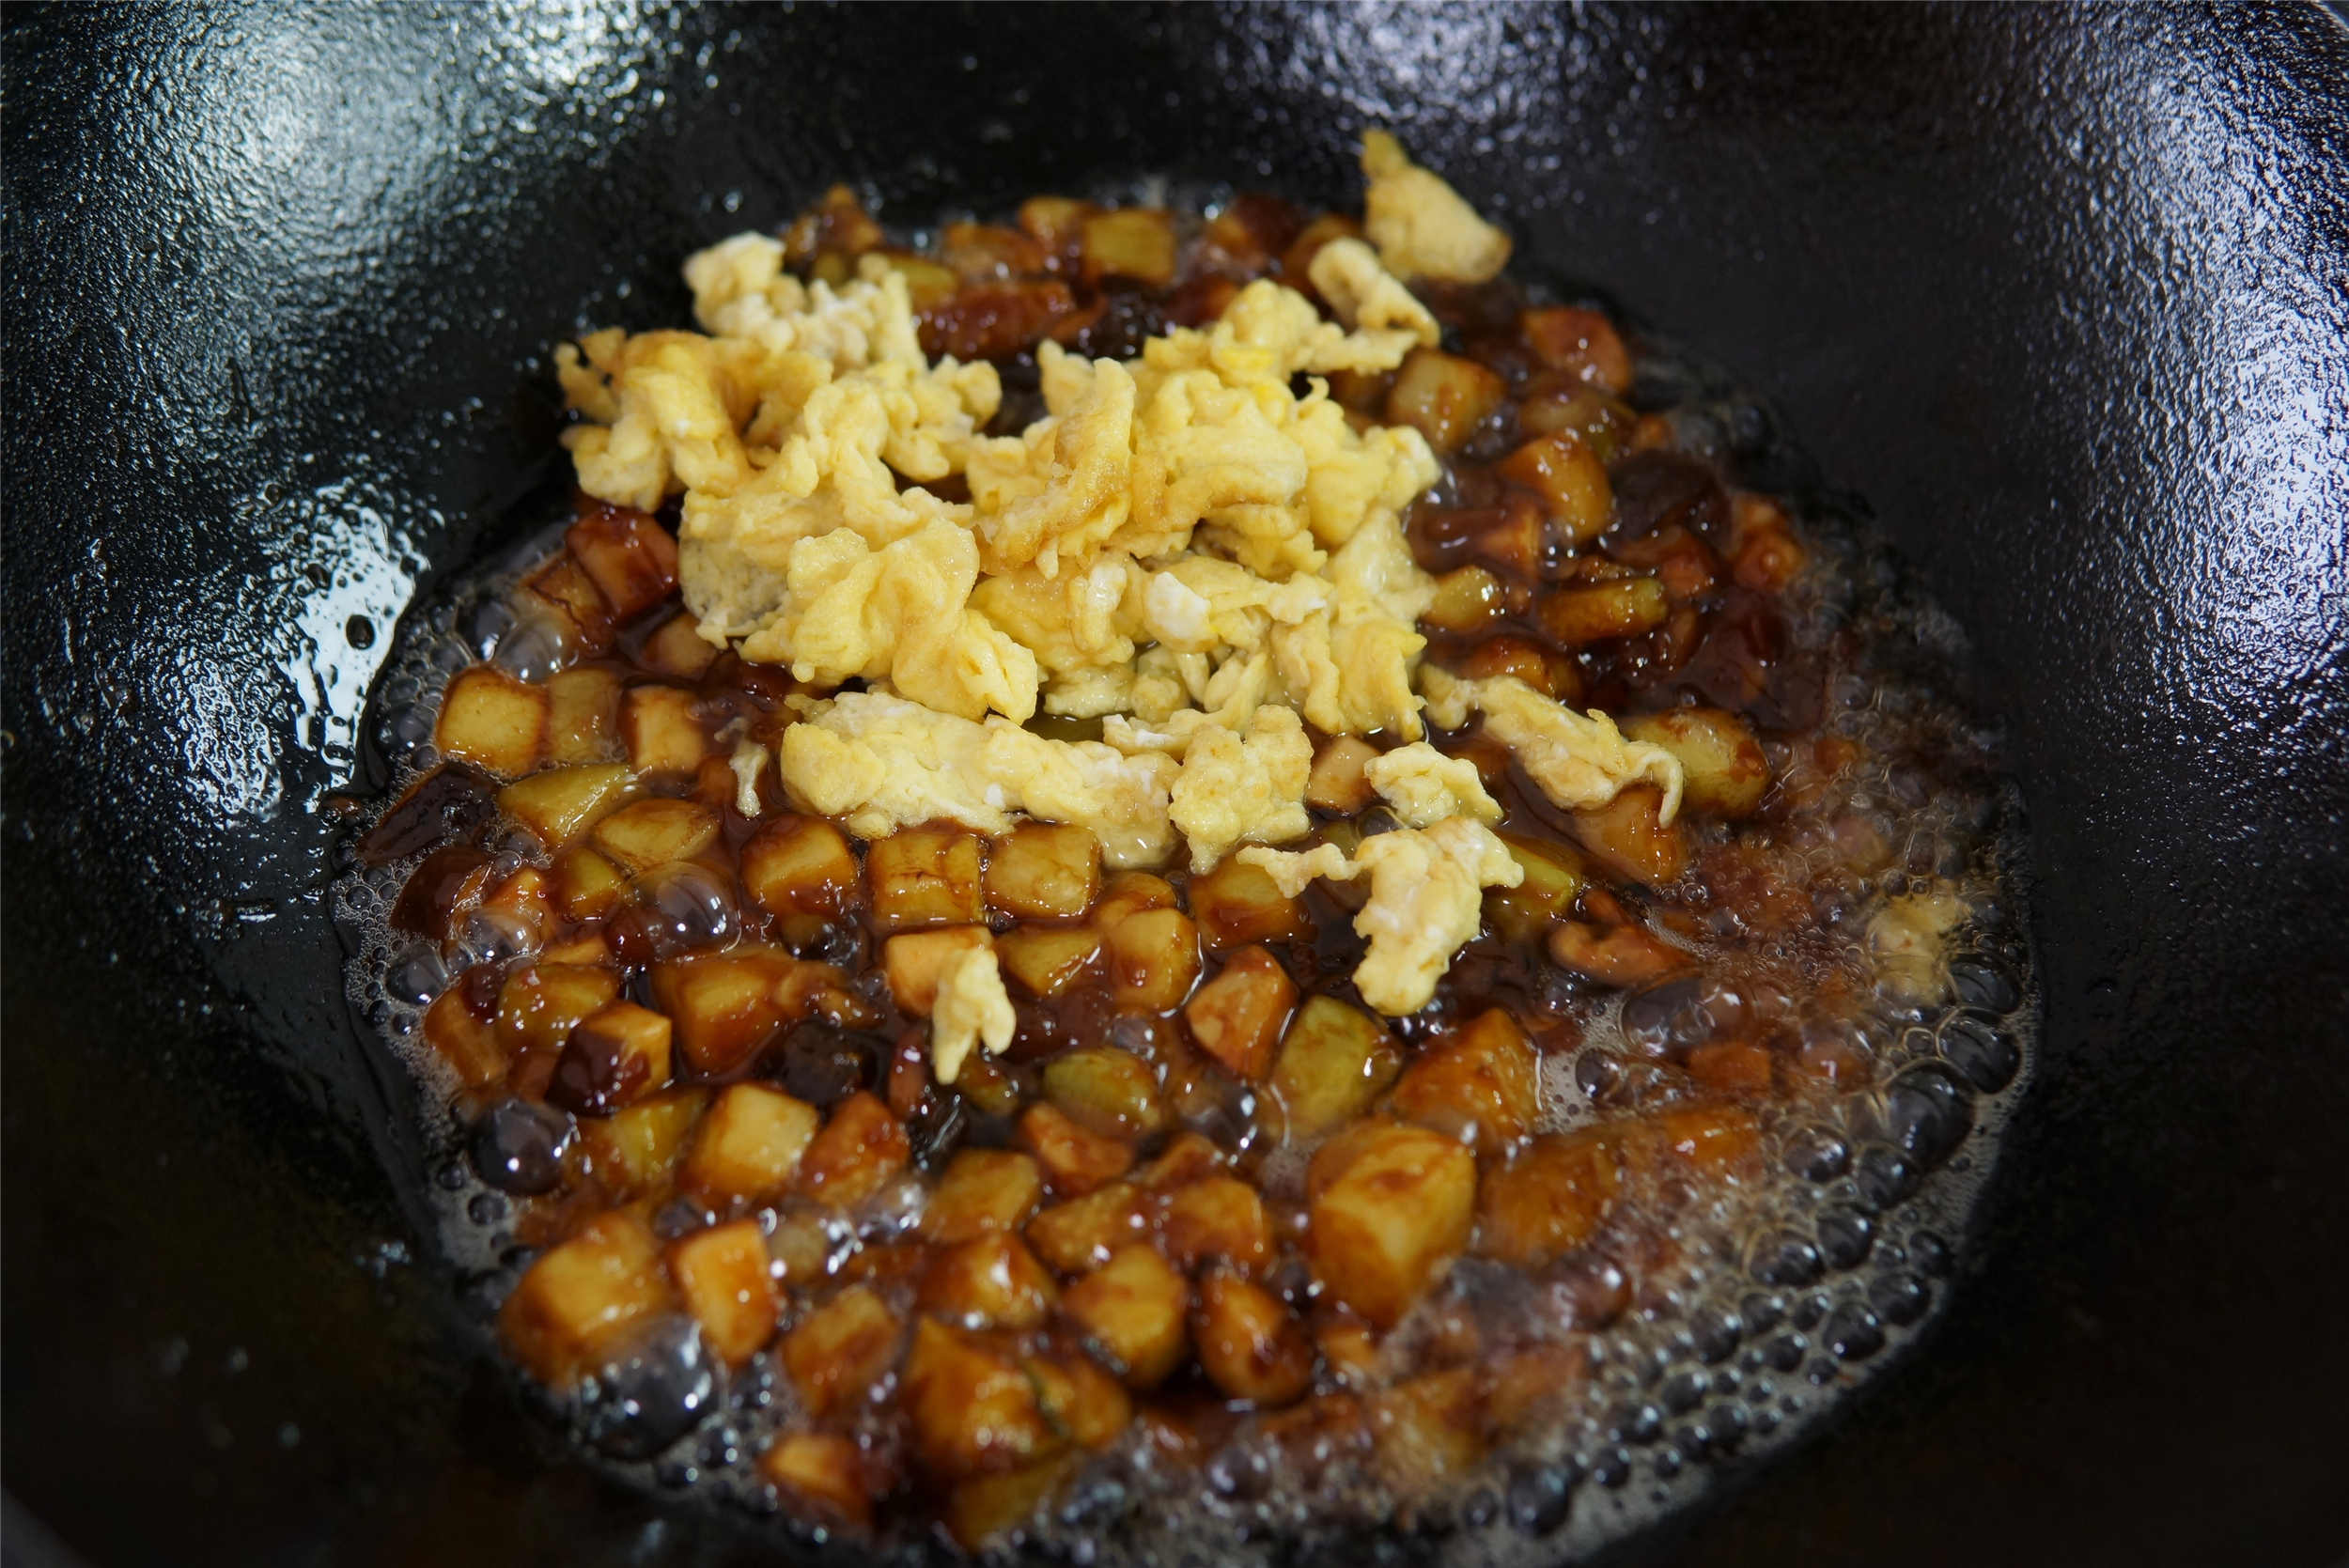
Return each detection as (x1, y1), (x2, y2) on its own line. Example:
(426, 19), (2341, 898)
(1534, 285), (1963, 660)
(1519, 306), (1630, 394)
(618, 684), (708, 774)
(1455, 633), (1582, 706)
(1315, 1317), (1382, 1389)
(1537, 577), (1670, 644)
(921, 1148), (1044, 1245)
(1267, 996), (1403, 1142)
(900, 1318), (1063, 1478)
(588, 797), (718, 875)
(1192, 1268), (1312, 1406)
(1025, 1347), (1133, 1450)
(549, 999), (672, 1116)
(435, 665), (550, 777)
(1080, 209), (1175, 287)
(1423, 566), (1509, 635)
(538, 929), (612, 967)
(799, 1091), (910, 1208)
(1303, 736), (1380, 814)
(1633, 1102), (1762, 1175)
(550, 843), (627, 920)
(575, 1087), (707, 1197)
(496, 962), (620, 1060)
(1387, 1007), (1540, 1157)
(1159, 1176), (1271, 1276)
(519, 553), (614, 654)
(1499, 432), (1612, 547)
(739, 813), (860, 938)
(984, 822), (1100, 919)
(422, 986), (505, 1087)
(1622, 706), (1769, 819)
(882, 925), (993, 1017)
(499, 1210), (668, 1386)
(1687, 1039), (1775, 1094)
(1369, 1365), (1491, 1495)
(1486, 831), (1587, 943)
(1042, 1047), (1164, 1141)
(1546, 919), (1687, 987)
(867, 826), (985, 932)
(1104, 907), (1200, 1012)
(543, 667), (622, 765)
(647, 946), (801, 1075)
(667, 1218), (780, 1366)
(1187, 857), (1310, 952)
(497, 763), (635, 849)
(1182, 946), (1296, 1082)
(1476, 1129), (1621, 1268)
(917, 1233), (1060, 1330)
(565, 504), (678, 622)
(680, 1081), (820, 1203)
(639, 613), (717, 679)
(1060, 1243), (1190, 1389)
(1089, 870), (1177, 929)
(1018, 1103), (1134, 1196)
(1133, 1130), (1224, 1191)
(1385, 349), (1506, 456)
(1018, 195), (1096, 264)
(1308, 1121), (1476, 1327)
(996, 925), (1105, 999)
(1567, 783), (1688, 887)
(942, 1456), (1080, 1553)
(780, 1284), (902, 1420)
(760, 1431), (870, 1529)
(1025, 1182), (1150, 1275)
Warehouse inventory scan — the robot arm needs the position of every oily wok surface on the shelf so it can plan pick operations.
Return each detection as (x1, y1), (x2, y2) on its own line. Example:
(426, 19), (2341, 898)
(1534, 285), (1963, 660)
(4, 6), (2345, 1566)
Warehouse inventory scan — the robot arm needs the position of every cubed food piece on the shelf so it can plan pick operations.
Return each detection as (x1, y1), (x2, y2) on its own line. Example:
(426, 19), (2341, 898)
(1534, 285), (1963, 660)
(422, 986), (505, 1087)
(498, 763), (636, 850)
(435, 665), (550, 778)
(1105, 907), (1201, 1012)
(1308, 1121), (1476, 1327)
(1485, 1343), (1590, 1437)
(648, 946), (803, 1075)
(1537, 577), (1670, 645)
(883, 925), (993, 1017)
(1134, 1130), (1225, 1191)
(1304, 735), (1381, 814)
(781, 1284), (902, 1420)
(941, 220), (1050, 279)
(984, 822), (1100, 920)
(549, 1000), (672, 1116)
(680, 1081), (820, 1204)
(1090, 870), (1178, 929)
(867, 826), (985, 932)
(1423, 566), (1509, 635)
(499, 1210), (667, 1386)
(1193, 1269), (1313, 1406)
(543, 667), (622, 765)
(761, 1432), (871, 1530)
(1159, 1177), (1271, 1276)
(1025, 1347), (1134, 1451)
(1469, 493), (1548, 577)
(356, 763), (499, 866)
(1018, 1103), (1135, 1197)
(739, 813), (860, 930)
(1520, 383), (1633, 456)
(1267, 996), (1404, 1143)
(902, 1318), (1064, 1479)
(539, 929), (612, 966)
(1734, 515), (1808, 595)
(640, 613), (718, 680)
(1183, 946), (1296, 1082)
(1568, 783), (1688, 887)
(1547, 919), (1687, 987)
(1387, 1007), (1540, 1157)
(668, 1219), (780, 1367)
(956, 1055), (1024, 1118)
(588, 796), (717, 875)
(551, 844), (628, 921)
(943, 1456), (1081, 1554)
(1634, 1103), (1762, 1175)
(1385, 349), (1506, 456)
(1080, 208), (1176, 286)
(1486, 831), (1587, 943)
(1188, 857), (1311, 952)
(922, 1148), (1045, 1245)
(619, 684), (708, 775)
(565, 503), (678, 622)
(477, 866), (551, 947)
(918, 1233), (1060, 1330)
(1687, 1039), (1775, 1095)
(800, 1091), (911, 1208)
(519, 553), (614, 653)
(1455, 634), (1583, 706)
(1061, 1244), (1190, 1389)
(996, 925), (1105, 1000)
(1520, 305), (1631, 394)
(1042, 1047), (1164, 1141)
(1025, 1182), (1151, 1275)
(1315, 1317), (1383, 1389)
(1304, 1115), (1409, 1201)
(576, 1087), (708, 1197)
(496, 963), (620, 1060)
(1499, 433), (1612, 546)
(1370, 1365), (1491, 1496)
(1477, 1129), (1621, 1269)
(1621, 707), (1769, 819)
(389, 845), (493, 942)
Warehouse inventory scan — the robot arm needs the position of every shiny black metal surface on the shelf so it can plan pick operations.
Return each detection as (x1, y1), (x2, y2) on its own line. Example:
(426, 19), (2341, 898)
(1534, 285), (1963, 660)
(5, 6), (2345, 1565)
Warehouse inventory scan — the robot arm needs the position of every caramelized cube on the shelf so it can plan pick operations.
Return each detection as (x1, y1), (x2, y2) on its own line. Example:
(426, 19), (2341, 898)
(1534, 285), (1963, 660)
(1315, 1317), (1383, 1389)
(1193, 1269), (1313, 1406)
(618, 684), (708, 774)
(435, 665), (550, 777)
(1385, 349), (1506, 456)
(740, 814), (860, 927)
(1187, 857), (1310, 952)
(761, 1432), (870, 1529)
(1080, 208), (1175, 287)
(1026, 1346), (1134, 1450)
(1422, 566), (1509, 635)
(1042, 1047), (1163, 1141)
(1387, 1008), (1540, 1157)
(1734, 516), (1808, 595)
(882, 925), (993, 1016)
(1486, 831), (1587, 943)
(539, 929), (613, 967)
(1018, 1103), (1135, 1197)
(1268, 996), (1403, 1142)
(1183, 946), (1296, 1081)
(996, 925), (1105, 999)
(1568, 783), (1688, 887)
(680, 1082), (820, 1203)
(589, 797), (717, 876)
(668, 1219), (780, 1366)
(544, 667), (622, 765)
(499, 1210), (667, 1386)
(1640, 1103), (1761, 1174)
(942, 1456), (1080, 1553)
(1521, 304), (1630, 390)
(921, 1148), (1044, 1245)
(1304, 735), (1380, 814)
(781, 1284), (902, 1420)
(1687, 1039), (1776, 1094)
(1026, 1183), (1151, 1275)
(1134, 1130), (1225, 1191)
(575, 1087), (706, 1196)
(867, 827), (984, 932)
(648, 946), (801, 1075)
(1498, 432), (1612, 547)
(985, 822), (1100, 919)
(497, 763), (635, 849)
(917, 1233), (1060, 1330)
(422, 986), (505, 1087)
(1370, 1365), (1491, 1495)
(549, 999), (672, 1116)
(1104, 906), (1201, 1012)
(495, 962), (620, 1060)
(1622, 706), (1769, 819)
(1018, 194), (1096, 262)
(1159, 1177), (1271, 1276)
(1455, 633), (1582, 706)
(518, 553), (614, 653)
(565, 504), (678, 622)
(800, 1091), (910, 1208)
(639, 613), (718, 680)
(900, 1318), (1062, 1478)
(1308, 1121), (1476, 1327)
(1061, 1243), (1190, 1389)
(1547, 919), (1686, 987)
(550, 843), (628, 920)
(1477, 1129), (1621, 1269)
(1537, 577), (1670, 644)
(1090, 870), (1178, 928)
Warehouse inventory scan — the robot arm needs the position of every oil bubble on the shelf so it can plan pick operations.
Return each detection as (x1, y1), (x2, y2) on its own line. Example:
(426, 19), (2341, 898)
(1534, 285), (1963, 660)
(576, 1313), (718, 1460)
(1938, 1011), (2019, 1092)
(1887, 1064), (1974, 1167)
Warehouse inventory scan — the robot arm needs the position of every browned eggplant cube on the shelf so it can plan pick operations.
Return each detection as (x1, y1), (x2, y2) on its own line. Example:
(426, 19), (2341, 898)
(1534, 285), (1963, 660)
(1455, 634), (1583, 706)
(1485, 831), (1587, 944)
(781, 1284), (902, 1420)
(1041, 1047), (1163, 1141)
(498, 762), (636, 849)
(1537, 577), (1669, 645)
(1422, 566), (1510, 635)
(1134, 1130), (1225, 1191)
(1192, 1268), (1313, 1406)
(1476, 1129), (1621, 1269)
(1497, 432), (1611, 546)
(1546, 920), (1687, 987)
(1385, 349), (1506, 456)
(422, 986), (505, 1088)
(551, 844), (628, 921)
(1567, 783), (1688, 887)
(1024, 1182), (1150, 1275)
(1387, 1007), (1540, 1157)
(984, 822), (1101, 920)
(590, 796), (718, 875)
(619, 684), (708, 774)
(680, 1081), (821, 1204)
(899, 1317), (1063, 1479)
(1018, 1103), (1135, 1197)
(564, 504), (678, 622)
(1060, 1243), (1190, 1389)
(499, 1209), (668, 1386)
(667, 1218), (780, 1367)
(640, 612), (719, 679)
(1369, 1364), (1492, 1495)
(647, 945), (799, 1075)
(1159, 1176), (1271, 1277)
(1104, 907), (1200, 1013)
(995, 925), (1105, 999)
(922, 1148), (1045, 1245)
(549, 1000), (673, 1116)
(574, 1087), (708, 1197)
(917, 1233), (1060, 1330)
(761, 1432), (871, 1529)
(495, 962), (620, 1060)
(1621, 706), (1769, 820)
(739, 815), (860, 924)
(1188, 856), (1310, 952)
(435, 664), (550, 777)
(1519, 305), (1630, 394)
(1267, 995), (1403, 1142)
(799, 1091), (911, 1208)
(882, 925), (993, 1017)
(867, 826), (985, 932)
(519, 552), (615, 653)
(544, 666), (623, 765)
(1308, 1121), (1477, 1327)
(1080, 208), (1175, 287)
(1183, 946), (1296, 1082)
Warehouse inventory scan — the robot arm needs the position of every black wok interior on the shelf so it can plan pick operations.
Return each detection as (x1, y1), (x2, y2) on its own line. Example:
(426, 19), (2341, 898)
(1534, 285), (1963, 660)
(5, 6), (2345, 1564)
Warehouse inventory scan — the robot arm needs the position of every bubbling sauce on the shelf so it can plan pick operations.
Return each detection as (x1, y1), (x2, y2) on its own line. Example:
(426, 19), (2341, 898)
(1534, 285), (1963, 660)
(335, 172), (2032, 1565)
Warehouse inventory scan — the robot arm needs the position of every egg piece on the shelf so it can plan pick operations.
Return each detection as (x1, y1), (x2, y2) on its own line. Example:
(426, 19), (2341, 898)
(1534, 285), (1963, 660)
(931, 944), (1016, 1085)
(1360, 131), (1513, 285)
(1420, 668), (1685, 822)
(1169, 706), (1315, 872)
(1365, 742), (1501, 828)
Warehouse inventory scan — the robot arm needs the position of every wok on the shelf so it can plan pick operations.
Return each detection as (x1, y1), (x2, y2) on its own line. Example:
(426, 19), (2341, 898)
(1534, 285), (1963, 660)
(5, 5), (2345, 1565)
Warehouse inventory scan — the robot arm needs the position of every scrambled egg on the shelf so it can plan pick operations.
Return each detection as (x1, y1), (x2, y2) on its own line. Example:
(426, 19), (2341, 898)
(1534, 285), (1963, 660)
(1421, 668), (1685, 821)
(1869, 886), (1967, 1003)
(1366, 742), (1501, 828)
(1241, 816), (1523, 1015)
(930, 944), (1015, 1085)
(1360, 131), (1513, 285)
(1167, 705), (1314, 871)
